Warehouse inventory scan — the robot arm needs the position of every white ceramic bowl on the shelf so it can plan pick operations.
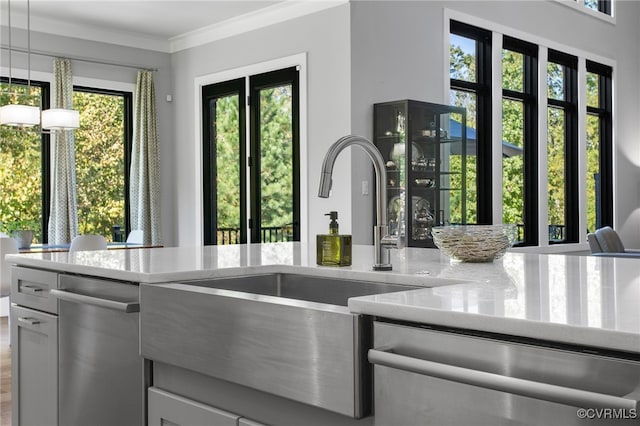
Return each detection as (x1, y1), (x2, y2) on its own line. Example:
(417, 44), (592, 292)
(431, 224), (517, 263)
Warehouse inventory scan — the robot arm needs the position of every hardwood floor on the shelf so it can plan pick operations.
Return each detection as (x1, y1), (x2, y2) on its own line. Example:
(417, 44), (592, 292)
(0, 316), (10, 426)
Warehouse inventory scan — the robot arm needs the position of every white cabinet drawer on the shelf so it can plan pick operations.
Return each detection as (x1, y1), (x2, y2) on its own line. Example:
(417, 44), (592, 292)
(148, 387), (240, 426)
(11, 266), (59, 314)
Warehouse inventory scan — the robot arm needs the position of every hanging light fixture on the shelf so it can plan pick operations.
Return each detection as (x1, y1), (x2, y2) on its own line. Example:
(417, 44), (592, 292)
(1, 0), (79, 130)
(0, 0), (40, 127)
(41, 108), (79, 130)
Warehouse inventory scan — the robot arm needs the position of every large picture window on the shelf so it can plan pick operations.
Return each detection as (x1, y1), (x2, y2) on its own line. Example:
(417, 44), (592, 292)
(0, 77), (133, 243)
(449, 21), (614, 249)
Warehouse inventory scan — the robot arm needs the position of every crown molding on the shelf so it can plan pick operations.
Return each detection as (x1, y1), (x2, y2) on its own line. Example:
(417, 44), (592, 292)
(3, 1), (348, 54)
(169, 1), (348, 53)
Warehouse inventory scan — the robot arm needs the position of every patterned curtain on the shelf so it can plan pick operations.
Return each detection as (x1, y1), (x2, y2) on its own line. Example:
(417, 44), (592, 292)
(130, 70), (161, 245)
(47, 58), (78, 244)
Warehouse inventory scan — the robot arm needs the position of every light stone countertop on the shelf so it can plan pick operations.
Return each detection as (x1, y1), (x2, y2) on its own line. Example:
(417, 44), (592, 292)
(7, 242), (640, 354)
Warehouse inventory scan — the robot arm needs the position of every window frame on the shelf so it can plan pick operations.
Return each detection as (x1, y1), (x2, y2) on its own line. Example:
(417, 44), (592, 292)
(248, 66), (300, 243)
(585, 60), (613, 229)
(547, 49), (579, 244)
(73, 85), (134, 237)
(201, 78), (247, 245)
(502, 36), (539, 246)
(447, 13), (615, 251)
(0, 77), (133, 242)
(201, 66), (300, 245)
(449, 20), (493, 225)
(0, 76), (51, 242)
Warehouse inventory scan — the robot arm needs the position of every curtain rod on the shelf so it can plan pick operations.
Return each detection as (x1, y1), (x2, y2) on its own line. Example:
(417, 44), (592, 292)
(0, 45), (158, 72)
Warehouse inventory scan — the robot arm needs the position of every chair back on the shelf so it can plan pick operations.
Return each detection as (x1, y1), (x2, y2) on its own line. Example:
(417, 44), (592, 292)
(126, 230), (144, 244)
(69, 235), (108, 253)
(0, 237), (19, 298)
(594, 226), (625, 253)
(587, 233), (602, 253)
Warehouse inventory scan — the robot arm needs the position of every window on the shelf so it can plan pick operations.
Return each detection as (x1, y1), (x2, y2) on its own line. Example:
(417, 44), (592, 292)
(0, 78), (50, 242)
(449, 20), (492, 224)
(0, 77), (132, 243)
(583, 0), (612, 15)
(449, 21), (614, 249)
(547, 50), (578, 244)
(585, 61), (613, 232)
(73, 87), (133, 240)
(501, 37), (538, 246)
(202, 67), (300, 245)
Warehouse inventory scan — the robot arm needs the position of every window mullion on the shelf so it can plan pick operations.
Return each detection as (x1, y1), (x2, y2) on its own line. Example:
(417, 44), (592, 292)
(577, 58), (588, 245)
(538, 47), (550, 248)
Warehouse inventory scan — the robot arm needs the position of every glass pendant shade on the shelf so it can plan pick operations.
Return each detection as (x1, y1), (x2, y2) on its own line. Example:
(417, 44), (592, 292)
(41, 108), (80, 130)
(0, 104), (41, 127)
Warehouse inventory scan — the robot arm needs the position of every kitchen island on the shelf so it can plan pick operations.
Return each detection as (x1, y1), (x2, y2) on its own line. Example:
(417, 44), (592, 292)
(9, 242), (640, 353)
(7, 243), (640, 426)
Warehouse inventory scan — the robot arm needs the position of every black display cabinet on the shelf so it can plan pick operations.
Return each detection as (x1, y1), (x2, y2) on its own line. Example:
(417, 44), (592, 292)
(374, 100), (468, 248)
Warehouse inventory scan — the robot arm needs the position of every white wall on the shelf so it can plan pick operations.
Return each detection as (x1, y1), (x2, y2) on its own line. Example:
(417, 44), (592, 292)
(170, 4), (351, 247)
(350, 0), (640, 248)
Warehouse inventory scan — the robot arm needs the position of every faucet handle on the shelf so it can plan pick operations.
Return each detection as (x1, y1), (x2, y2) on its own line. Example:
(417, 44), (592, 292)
(381, 233), (404, 250)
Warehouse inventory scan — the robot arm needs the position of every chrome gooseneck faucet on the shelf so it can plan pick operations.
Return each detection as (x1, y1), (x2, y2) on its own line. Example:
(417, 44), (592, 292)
(318, 135), (398, 271)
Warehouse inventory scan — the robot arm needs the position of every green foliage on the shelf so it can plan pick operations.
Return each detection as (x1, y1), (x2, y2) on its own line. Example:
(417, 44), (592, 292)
(0, 83), (126, 242)
(74, 92), (126, 240)
(0, 84), (44, 240)
(213, 85), (294, 242)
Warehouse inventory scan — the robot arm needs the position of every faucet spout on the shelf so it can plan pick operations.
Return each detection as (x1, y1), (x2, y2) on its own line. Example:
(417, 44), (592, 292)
(318, 135), (395, 271)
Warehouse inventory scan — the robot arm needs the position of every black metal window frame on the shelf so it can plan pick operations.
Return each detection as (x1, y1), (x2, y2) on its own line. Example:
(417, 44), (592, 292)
(74, 85), (134, 237)
(589, 0), (612, 15)
(202, 78), (247, 245)
(586, 60), (613, 229)
(202, 67), (300, 245)
(449, 20), (493, 225)
(249, 67), (300, 243)
(0, 78), (133, 242)
(547, 49), (579, 244)
(1, 77), (51, 241)
(502, 36), (539, 247)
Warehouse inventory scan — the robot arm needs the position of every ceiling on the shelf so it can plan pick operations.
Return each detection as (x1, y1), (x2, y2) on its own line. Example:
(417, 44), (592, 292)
(2, 0), (298, 52)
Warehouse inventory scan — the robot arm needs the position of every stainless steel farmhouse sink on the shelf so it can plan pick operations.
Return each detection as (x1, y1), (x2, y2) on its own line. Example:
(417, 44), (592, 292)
(140, 273), (422, 418)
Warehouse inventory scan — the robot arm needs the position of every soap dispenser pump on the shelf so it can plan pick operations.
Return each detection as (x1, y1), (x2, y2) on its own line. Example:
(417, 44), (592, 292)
(316, 211), (352, 266)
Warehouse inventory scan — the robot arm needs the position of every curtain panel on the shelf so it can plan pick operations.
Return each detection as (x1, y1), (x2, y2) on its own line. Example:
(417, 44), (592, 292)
(130, 70), (161, 245)
(47, 58), (78, 244)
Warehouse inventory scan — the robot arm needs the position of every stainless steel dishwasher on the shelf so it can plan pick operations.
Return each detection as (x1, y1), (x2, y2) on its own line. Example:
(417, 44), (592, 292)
(370, 321), (640, 426)
(51, 274), (146, 426)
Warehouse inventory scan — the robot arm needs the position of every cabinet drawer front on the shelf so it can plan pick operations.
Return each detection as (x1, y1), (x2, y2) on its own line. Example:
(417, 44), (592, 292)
(11, 266), (59, 314)
(148, 387), (239, 426)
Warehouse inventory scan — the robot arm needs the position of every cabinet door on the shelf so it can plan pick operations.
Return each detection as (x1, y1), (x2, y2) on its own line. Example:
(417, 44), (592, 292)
(10, 305), (58, 426)
(148, 387), (240, 426)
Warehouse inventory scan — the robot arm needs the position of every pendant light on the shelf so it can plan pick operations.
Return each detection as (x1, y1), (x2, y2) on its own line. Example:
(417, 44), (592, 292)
(1, 0), (79, 130)
(0, 0), (39, 127)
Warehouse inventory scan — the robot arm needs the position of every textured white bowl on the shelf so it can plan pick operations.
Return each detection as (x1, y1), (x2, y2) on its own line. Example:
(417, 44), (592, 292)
(431, 224), (517, 263)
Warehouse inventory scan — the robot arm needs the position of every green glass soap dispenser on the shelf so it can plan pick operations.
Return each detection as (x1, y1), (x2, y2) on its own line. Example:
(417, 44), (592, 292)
(316, 211), (352, 266)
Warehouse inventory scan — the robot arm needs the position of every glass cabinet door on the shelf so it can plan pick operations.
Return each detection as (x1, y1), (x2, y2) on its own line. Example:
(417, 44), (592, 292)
(374, 100), (468, 248)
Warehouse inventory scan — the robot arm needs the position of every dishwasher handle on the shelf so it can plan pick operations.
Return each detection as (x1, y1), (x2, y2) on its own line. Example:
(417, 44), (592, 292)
(369, 348), (639, 411)
(50, 288), (140, 313)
